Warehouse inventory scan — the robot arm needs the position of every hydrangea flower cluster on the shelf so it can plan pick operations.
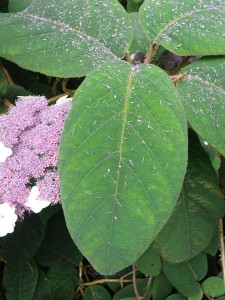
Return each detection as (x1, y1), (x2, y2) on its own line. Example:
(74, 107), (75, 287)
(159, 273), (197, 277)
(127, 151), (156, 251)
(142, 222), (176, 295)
(0, 95), (72, 237)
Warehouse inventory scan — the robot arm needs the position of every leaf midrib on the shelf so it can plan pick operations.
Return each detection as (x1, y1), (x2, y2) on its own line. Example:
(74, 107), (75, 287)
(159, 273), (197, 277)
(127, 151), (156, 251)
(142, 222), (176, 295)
(23, 12), (117, 59)
(106, 69), (134, 273)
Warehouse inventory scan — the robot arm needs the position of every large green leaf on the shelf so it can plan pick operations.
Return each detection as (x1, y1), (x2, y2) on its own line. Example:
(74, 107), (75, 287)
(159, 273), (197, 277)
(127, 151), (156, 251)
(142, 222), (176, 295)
(0, 0), (132, 77)
(177, 56), (225, 156)
(59, 60), (187, 275)
(152, 130), (225, 262)
(139, 1), (225, 56)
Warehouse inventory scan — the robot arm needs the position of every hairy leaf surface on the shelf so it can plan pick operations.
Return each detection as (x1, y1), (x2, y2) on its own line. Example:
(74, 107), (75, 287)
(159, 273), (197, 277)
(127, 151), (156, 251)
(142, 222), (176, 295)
(0, 0), (132, 77)
(139, 1), (225, 55)
(177, 57), (225, 156)
(59, 61), (187, 275)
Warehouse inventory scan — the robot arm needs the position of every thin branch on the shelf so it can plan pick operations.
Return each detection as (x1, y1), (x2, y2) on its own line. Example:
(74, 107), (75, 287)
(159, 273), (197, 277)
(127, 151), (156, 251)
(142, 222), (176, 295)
(170, 56), (191, 75)
(219, 219), (225, 288)
(144, 44), (156, 64)
(170, 72), (188, 85)
(80, 277), (146, 287)
(132, 264), (141, 300)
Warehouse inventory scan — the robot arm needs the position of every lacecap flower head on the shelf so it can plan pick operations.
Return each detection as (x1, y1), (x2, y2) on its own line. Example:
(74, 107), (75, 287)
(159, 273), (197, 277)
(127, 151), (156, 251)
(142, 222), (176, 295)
(0, 95), (71, 224)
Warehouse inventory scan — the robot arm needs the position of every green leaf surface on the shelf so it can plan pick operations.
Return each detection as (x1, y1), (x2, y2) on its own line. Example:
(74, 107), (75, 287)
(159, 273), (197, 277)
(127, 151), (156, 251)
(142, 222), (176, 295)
(188, 288), (203, 300)
(152, 130), (225, 262)
(0, 213), (45, 266)
(139, 1), (225, 55)
(162, 253), (205, 297)
(46, 268), (78, 300)
(33, 269), (51, 300)
(113, 280), (148, 300)
(128, 13), (150, 55)
(135, 248), (161, 276)
(3, 259), (38, 300)
(83, 286), (112, 300)
(177, 56), (225, 156)
(36, 210), (82, 269)
(152, 273), (173, 300)
(165, 295), (185, 300)
(59, 60), (187, 275)
(8, 0), (32, 12)
(202, 277), (225, 297)
(204, 226), (220, 256)
(0, 0), (132, 77)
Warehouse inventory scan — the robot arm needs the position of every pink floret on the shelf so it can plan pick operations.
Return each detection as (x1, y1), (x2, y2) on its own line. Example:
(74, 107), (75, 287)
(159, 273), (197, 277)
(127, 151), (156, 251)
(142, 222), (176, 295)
(0, 96), (71, 217)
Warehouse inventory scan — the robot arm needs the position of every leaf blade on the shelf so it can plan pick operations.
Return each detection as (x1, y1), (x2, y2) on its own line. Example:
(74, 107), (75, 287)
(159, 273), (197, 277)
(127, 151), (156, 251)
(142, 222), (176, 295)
(59, 61), (187, 275)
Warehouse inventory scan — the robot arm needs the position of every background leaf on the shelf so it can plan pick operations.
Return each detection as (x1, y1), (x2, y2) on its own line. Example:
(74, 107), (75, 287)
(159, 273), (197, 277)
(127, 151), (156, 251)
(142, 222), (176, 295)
(3, 259), (38, 300)
(152, 273), (173, 300)
(0, 0), (132, 77)
(202, 277), (225, 297)
(135, 248), (161, 276)
(139, 1), (225, 55)
(83, 286), (112, 300)
(162, 253), (205, 297)
(36, 210), (83, 269)
(0, 213), (45, 266)
(128, 13), (150, 55)
(8, 0), (32, 12)
(59, 60), (187, 274)
(152, 130), (225, 262)
(177, 56), (225, 157)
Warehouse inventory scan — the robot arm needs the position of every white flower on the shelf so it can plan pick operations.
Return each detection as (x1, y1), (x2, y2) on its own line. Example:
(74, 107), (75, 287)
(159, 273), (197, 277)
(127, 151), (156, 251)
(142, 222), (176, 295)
(0, 203), (18, 237)
(25, 186), (51, 213)
(55, 95), (72, 106)
(0, 142), (12, 163)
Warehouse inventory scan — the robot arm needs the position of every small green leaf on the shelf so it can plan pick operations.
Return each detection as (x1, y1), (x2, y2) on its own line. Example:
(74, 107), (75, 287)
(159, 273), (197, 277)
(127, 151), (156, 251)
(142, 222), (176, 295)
(36, 210), (82, 269)
(152, 273), (173, 300)
(202, 277), (225, 297)
(113, 280), (149, 300)
(177, 56), (225, 156)
(0, 213), (45, 266)
(204, 226), (220, 256)
(83, 286), (112, 300)
(188, 288), (203, 300)
(163, 253), (204, 297)
(0, 0), (132, 77)
(3, 259), (38, 300)
(59, 60), (187, 275)
(165, 295), (185, 300)
(139, 1), (225, 55)
(152, 130), (225, 262)
(135, 248), (161, 276)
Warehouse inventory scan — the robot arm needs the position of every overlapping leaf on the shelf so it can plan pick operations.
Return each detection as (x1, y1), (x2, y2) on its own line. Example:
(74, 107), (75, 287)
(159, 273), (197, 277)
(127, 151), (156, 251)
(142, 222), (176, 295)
(0, 0), (132, 77)
(139, 1), (225, 55)
(177, 56), (225, 156)
(152, 130), (225, 262)
(59, 60), (187, 275)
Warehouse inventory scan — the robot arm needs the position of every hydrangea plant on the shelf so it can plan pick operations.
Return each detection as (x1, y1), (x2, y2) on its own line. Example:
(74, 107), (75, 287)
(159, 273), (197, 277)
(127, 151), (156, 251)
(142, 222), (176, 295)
(0, 95), (71, 236)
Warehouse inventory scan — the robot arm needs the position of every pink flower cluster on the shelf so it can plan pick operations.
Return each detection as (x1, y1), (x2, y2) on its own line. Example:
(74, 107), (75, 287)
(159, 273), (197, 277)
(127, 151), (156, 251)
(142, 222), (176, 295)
(0, 96), (71, 223)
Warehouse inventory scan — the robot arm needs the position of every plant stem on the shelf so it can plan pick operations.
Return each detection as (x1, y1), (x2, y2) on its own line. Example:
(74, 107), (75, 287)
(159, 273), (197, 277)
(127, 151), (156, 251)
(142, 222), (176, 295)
(144, 44), (155, 64)
(142, 276), (153, 300)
